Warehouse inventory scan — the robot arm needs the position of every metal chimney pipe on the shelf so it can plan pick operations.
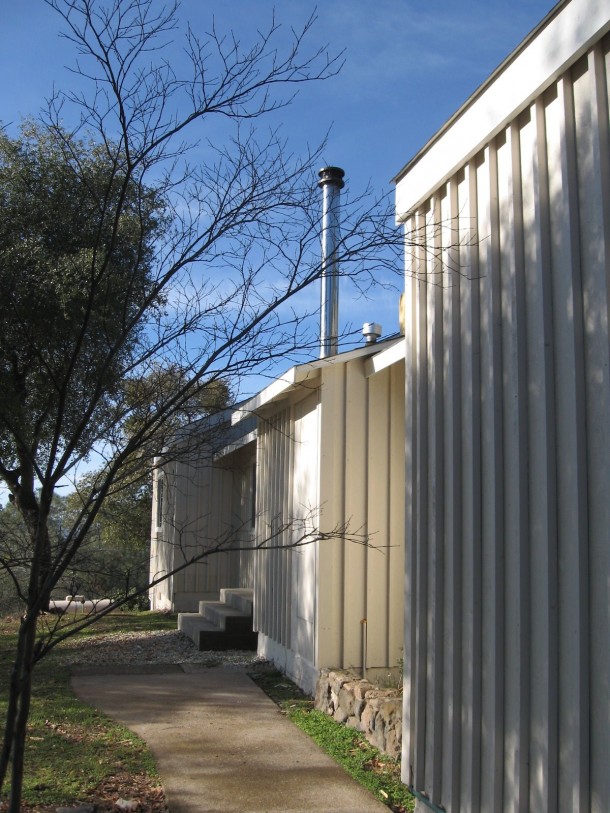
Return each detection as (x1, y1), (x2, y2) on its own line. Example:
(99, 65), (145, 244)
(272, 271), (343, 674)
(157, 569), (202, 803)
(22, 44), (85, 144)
(318, 166), (345, 358)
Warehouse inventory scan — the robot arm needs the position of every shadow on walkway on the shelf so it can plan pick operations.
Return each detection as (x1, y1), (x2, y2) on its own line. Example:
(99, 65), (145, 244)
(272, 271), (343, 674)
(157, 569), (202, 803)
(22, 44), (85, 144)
(71, 665), (389, 813)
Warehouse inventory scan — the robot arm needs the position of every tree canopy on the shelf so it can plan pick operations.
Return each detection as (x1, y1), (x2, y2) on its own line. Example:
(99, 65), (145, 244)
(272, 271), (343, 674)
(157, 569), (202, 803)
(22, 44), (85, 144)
(0, 123), (164, 493)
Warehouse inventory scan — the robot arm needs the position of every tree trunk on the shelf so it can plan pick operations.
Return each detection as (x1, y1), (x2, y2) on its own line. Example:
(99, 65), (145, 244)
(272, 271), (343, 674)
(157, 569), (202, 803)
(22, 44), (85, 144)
(0, 612), (38, 813)
(0, 633), (25, 791)
(1, 490), (50, 807)
(0, 687), (17, 793)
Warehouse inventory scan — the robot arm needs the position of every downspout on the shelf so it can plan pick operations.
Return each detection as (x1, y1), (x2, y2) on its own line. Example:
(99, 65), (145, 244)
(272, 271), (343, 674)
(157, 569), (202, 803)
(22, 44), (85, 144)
(318, 166), (345, 358)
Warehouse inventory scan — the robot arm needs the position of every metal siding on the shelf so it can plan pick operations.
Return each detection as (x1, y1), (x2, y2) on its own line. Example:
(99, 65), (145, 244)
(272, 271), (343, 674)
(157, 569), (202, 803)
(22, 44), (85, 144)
(444, 179), (463, 810)
(465, 158), (483, 813)
(250, 377), (423, 680)
(458, 164), (481, 813)
(429, 188), (449, 803)
(151, 443), (254, 609)
(527, 93), (560, 813)
(253, 425), (268, 633)
(254, 355), (405, 681)
(271, 411), (281, 642)
(403, 221), (419, 788)
(316, 365), (346, 666)
(343, 361), (368, 667)
(478, 140), (506, 813)
(388, 360), (406, 670)
(228, 445), (257, 588)
(414, 208), (430, 794)
(367, 365), (391, 667)
(555, 66), (591, 813)
(400, 26), (610, 813)
(252, 405), (300, 648)
(588, 41), (610, 813)
(343, 352), (407, 675)
(500, 119), (530, 813)
(292, 392), (319, 665)
(574, 44), (610, 813)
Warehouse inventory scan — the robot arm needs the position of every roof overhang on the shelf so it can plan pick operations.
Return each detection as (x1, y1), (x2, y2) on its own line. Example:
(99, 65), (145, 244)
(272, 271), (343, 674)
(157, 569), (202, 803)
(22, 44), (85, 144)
(214, 428), (257, 462)
(364, 337), (405, 377)
(233, 337), (405, 422)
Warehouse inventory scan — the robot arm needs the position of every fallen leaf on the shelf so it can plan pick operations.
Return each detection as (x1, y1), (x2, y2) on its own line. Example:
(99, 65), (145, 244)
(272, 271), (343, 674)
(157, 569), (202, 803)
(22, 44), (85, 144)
(115, 798), (139, 812)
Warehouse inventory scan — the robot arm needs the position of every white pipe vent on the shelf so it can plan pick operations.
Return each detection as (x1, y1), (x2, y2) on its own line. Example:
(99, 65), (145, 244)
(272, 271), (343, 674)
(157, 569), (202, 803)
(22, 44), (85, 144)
(362, 322), (382, 344)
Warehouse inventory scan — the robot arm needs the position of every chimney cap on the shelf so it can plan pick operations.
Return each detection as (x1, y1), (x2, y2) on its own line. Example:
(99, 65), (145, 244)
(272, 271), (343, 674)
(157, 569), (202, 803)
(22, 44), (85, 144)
(362, 322), (382, 344)
(318, 166), (345, 189)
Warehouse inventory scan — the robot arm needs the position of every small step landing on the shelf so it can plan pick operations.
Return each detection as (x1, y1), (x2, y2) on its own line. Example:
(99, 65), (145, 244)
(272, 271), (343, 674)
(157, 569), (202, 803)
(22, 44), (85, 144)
(178, 588), (257, 651)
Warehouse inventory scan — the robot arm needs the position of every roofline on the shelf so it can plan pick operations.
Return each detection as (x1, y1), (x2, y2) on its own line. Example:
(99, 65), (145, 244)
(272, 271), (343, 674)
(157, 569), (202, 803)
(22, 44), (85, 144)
(392, 1), (566, 186)
(232, 337), (404, 422)
(393, 0), (610, 214)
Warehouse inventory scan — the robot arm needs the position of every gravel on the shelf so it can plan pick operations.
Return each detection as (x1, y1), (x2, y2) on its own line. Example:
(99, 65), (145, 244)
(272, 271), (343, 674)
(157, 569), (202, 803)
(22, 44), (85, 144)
(57, 628), (268, 670)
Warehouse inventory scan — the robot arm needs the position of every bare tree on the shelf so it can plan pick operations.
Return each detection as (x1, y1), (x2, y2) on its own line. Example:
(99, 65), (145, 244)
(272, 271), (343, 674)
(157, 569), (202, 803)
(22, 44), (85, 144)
(0, 1), (407, 808)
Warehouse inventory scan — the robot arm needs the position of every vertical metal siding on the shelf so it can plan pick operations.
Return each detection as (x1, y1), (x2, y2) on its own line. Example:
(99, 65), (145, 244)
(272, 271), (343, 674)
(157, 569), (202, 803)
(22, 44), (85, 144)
(150, 439), (256, 610)
(228, 446), (257, 588)
(255, 354), (405, 677)
(317, 359), (405, 673)
(291, 392), (319, 664)
(401, 35), (610, 813)
(343, 362), (368, 667)
(389, 361), (406, 670)
(254, 406), (293, 646)
(170, 454), (235, 599)
(367, 365), (392, 667)
(316, 365), (346, 666)
(588, 44), (610, 813)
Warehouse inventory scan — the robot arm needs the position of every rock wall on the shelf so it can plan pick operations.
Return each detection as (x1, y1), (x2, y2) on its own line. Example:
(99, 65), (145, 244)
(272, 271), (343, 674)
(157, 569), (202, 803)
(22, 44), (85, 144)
(314, 669), (402, 759)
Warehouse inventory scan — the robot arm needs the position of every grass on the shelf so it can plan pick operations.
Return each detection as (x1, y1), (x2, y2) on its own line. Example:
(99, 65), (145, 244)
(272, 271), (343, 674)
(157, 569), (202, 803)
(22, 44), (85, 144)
(0, 611), (175, 810)
(249, 670), (415, 813)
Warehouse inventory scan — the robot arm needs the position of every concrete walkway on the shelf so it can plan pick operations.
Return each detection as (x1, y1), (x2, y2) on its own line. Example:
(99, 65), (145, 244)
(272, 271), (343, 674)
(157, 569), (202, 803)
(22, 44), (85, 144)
(71, 665), (389, 813)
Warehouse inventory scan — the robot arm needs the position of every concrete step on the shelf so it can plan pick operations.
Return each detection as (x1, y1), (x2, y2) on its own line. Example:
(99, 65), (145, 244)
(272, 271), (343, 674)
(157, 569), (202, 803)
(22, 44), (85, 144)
(199, 627), (258, 651)
(198, 601), (253, 633)
(178, 586), (257, 651)
(178, 613), (258, 651)
(220, 587), (254, 614)
(178, 613), (217, 640)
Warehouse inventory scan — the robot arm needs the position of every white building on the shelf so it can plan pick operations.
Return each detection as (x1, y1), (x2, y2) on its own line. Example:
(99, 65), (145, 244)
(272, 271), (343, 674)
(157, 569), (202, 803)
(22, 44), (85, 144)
(149, 412), (257, 612)
(150, 334), (406, 695)
(395, 0), (610, 810)
(239, 337), (405, 693)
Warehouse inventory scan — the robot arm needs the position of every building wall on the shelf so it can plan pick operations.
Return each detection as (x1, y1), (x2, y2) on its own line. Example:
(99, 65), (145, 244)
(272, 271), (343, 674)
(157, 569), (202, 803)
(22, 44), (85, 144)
(317, 358), (405, 676)
(255, 353), (405, 693)
(229, 450), (257, 589)
(396, 3), (610, 811)
(254, 403), (297, 651)
(149, 441), (256, 612)
(254, 394), (321, 690)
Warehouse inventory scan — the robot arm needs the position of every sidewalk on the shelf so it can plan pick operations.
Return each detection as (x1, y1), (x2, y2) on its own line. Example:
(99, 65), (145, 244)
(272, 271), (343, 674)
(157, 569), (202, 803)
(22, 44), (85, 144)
(71, 665), (389, 813)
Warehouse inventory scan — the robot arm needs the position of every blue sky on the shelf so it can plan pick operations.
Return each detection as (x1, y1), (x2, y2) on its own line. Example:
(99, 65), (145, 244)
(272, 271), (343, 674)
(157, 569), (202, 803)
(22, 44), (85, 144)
(1, 0), (556, 341)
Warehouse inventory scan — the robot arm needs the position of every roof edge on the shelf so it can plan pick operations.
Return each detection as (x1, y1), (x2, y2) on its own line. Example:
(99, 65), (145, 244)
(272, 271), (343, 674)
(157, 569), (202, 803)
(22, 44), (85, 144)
(393, 0), (610, 216)
(232, 337), (404, 421)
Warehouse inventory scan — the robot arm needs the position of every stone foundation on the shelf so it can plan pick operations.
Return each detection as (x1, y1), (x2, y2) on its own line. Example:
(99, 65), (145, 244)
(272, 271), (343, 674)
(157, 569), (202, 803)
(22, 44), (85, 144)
(314, 669), (402, 759)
